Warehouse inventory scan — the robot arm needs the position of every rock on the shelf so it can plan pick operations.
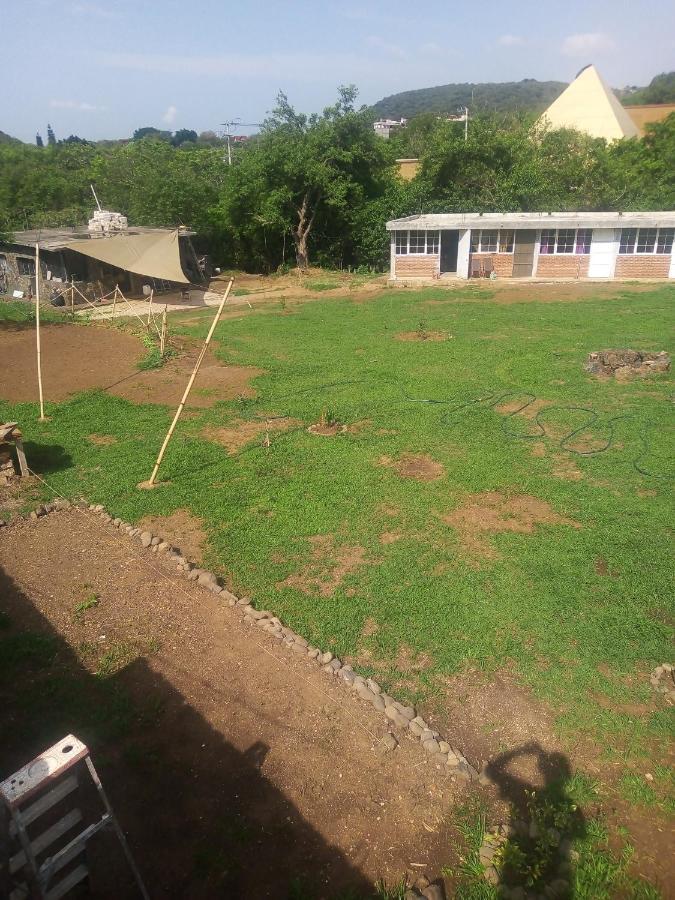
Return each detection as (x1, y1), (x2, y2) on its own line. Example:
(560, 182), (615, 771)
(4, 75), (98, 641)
(411, 716), (427, 727)
(340, 669), (356, 685)
(140, 531), (153, 547)
(367, 678), (381, 694)
(420, 729), (435, 743)
(197, 571), (218, 588)
(293, 635), (308, 648)
(307, 648), (320, 660)
(157, 542), (169, 553)
(404, 891), (422, 900)
(245, 608), (267, 620)
(371, 695), (386, 712)
(101, 513), (111, 524)
(421, 885), (445, 900)
(291, 642), (307, 654)
(0, 520), (6, 528)
(414, 876), (430, 891)
(328, 658), (342, 671)
(479, 844), (495, 864)
(384, 706), (409, 728)
(483, 865), (500, 886)
(54, 498), (71, 510)
(150, 536), (161, 546)
(93, 504), (104, 512)
(319, 651), (334, 665)
(381, 733), (398, 752)
(397, 704), (416, 721)
(356, 686), (376, 704)
(221, 590), (238, 604)
(439, 741), (451, 755)
(206, 583), (223, 595)
(113, 517), (122, 527)
(237, 597), (250, 605)
(29, 511), (38, 520)
(187, 569), (199, 581)
(422, 738), (441, 754)
(409, 721), (424, 737)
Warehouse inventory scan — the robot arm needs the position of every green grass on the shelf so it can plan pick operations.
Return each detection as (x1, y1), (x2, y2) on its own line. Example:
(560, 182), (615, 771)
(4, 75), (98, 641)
(1, 285), (673, 810)
(304, 279), (340, 292)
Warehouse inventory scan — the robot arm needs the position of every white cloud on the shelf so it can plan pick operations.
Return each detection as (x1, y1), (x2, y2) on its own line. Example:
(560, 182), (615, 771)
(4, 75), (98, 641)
(162, 105), (177, 125)
(498, 34), (525, 47)
(562, 32), (615, 56)
(365, 35), (407, 60)
(50, 99), (102, 111)
(420, 42), (443, 55)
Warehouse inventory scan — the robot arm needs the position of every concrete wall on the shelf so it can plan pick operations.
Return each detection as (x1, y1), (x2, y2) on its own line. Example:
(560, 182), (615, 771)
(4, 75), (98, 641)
(470, 252), (514, 277)
(394, 256), (438, 278)
(535, 254), (590, 278)
(614, 255), (671, 278)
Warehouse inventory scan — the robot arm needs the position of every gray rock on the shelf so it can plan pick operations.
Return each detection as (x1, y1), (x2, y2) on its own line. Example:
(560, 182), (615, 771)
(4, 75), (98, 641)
(340, 669), (356, 685)
(397, 704), (416, 721)
(29, 511), (39, 520)
(93, 504), (104, 512)
(439, 741), (451, 755)
(157, 542), (169, 553)
(307, 648), (320, 660)
(187, 569), (199, 581)
(140, 531), (153, 547)
(113, 517), (122, 527)
(420, 729), (435, 743)
(293, 635), (308, 648)
(356, 686), (376, 704)
(197, 571), (218, 588)
(404, 891), (422, 900)
(221, 590), (238, 604)
(0, 520), (6, 528)
(245, 608), (267, 620)
(385, 706), (409, 728)
(54, 498), (71, 510)
(372, 695), (386, 712)
(366, 678), (381, 694)
(150, 536), (161, 546)
(483, 865), (500, 886)
(421, 886), (445, 900)
(352, 675), (366, 690)
(101, 513), (111, 524)
(381, 733), (398, 752)
(291, 642), (307, 653)
(422, 738), (441, 754)
(206, 583), (222, 595)
(411, 715), (426, 727)
(237, 596), (250, 605)
(328, 658), (342, 671)
(319, 651), (334, 665)
(409, 721), (424, 737)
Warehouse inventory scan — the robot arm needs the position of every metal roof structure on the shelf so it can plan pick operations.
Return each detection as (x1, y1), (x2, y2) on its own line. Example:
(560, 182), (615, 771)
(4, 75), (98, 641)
(386, 212), (675, 231)
(4, 226), (195, 252)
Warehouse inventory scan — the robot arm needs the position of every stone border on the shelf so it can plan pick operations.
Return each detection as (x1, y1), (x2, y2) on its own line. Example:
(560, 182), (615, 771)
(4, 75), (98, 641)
(0, 497), (480, 782)
(649, 663), (674, 703)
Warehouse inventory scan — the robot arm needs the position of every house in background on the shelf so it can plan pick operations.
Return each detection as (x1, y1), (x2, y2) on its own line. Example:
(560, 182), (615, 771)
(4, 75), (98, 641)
(386, 212), (675, 282)
(537, 64), (639, 141)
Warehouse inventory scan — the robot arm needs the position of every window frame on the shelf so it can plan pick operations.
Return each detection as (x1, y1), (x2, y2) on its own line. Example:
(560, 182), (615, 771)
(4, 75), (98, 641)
(470, 229), (515, 254)
(17, 256), (36, 276)
(394, 230), (441, 255)
(539, 228), (594, 255)
(619, 227), (674, 255)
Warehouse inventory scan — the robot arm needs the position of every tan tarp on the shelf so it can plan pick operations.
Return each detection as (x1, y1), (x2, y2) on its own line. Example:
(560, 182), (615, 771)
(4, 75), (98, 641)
(538, 65), (639, 142)
(65, 229), (189, 283)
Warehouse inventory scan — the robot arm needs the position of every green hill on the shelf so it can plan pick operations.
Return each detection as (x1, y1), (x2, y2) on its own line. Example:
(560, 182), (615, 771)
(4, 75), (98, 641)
(371, 79), (567, 119)
(0, 131), (21, 144)
(621, 72), (675, 106)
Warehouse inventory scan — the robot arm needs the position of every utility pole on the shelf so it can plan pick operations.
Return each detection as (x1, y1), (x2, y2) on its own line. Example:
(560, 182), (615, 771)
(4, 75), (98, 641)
(463, 107), (469, 142)
(219, 120), (262, 165)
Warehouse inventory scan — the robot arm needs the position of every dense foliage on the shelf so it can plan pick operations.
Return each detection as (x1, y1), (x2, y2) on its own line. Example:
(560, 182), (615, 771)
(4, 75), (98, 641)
(370, 78), (567, 119)
(0, 87), (673, 271)
(621, 71), (675, 106)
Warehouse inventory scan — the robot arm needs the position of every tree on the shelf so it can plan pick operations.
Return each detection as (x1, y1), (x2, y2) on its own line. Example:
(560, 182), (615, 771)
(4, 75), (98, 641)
(36, 133), (44, 148)
(171, 129), (198, 147)
(215, 86), (391, 269)
(132, 126), (171, 142)
(47, 124), (56, 146)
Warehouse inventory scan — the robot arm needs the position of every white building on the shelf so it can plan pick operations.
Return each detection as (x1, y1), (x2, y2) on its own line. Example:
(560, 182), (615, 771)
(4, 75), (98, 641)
(386, 212), (675, 281)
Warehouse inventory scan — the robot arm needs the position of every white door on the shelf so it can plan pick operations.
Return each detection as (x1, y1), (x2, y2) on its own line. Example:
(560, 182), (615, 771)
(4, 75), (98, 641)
(588, 229), (617, 278)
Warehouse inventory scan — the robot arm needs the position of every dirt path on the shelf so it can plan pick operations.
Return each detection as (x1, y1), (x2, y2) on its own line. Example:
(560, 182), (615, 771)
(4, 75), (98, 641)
(0, 508), (466, 898)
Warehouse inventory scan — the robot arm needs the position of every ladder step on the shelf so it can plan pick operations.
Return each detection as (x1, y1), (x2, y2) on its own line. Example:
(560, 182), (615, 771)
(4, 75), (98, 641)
(9, 808), (83, 874)
(9, 775), (78, 836)
(45, 863), (89, 900)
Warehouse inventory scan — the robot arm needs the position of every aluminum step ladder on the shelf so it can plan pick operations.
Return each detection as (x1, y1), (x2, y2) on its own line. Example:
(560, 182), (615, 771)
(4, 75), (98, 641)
(0, 735), (149, 900)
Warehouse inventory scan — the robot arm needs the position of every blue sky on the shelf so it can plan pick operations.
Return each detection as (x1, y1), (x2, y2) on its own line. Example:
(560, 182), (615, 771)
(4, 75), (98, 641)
(4, 0), (675, 142)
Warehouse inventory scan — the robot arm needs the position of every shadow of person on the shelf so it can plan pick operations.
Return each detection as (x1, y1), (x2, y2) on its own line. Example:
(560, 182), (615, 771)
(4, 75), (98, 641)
(22, 441), (72, 474)
(484, 742), (586, 899)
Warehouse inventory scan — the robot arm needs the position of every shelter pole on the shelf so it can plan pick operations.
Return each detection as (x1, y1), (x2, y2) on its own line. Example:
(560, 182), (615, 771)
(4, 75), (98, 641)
(160, 306), (167, 357)
(147, 289), (154, 329)
(35, 243), (46, 421)
(70, 278), (75, 320)
(145, 278), (234, 486)
(111, 285), (118, 321)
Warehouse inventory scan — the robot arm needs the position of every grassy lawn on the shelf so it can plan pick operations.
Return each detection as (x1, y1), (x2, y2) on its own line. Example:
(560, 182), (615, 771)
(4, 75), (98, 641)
(1, 283), (673, 891)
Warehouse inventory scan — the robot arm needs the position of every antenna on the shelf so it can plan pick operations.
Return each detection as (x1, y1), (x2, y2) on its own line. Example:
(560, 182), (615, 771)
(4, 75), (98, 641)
(90, 184), (102, 211)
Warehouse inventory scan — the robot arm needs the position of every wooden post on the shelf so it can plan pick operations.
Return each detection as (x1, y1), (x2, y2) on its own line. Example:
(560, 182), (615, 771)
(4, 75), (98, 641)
(70, 278), (75, 320)
(147, 289), (154, 330)
(35, 243), (46, 421)
(160, 306), (167, 357)
(111, 285), (118, 321)
(142, 279), (234, 487)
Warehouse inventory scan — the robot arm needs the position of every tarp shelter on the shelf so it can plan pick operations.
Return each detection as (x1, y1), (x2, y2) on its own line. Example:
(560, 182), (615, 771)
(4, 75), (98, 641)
(537, 64), (639, 142)
(65, 229), (189, 284)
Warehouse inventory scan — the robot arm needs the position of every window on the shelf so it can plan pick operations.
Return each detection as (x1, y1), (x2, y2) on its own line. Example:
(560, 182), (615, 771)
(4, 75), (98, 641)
(540, 230), (556, 254)
(470, 230), (514, 253)
(17, 257), (35, 276)
(575, 229), (592, 254)
(395, 232), (408, 255)
(556, 229), (575, 254)
(500, 230), (514, 253)
(541, 228), (592, 254)
(619, 229), (637, 254)
(0, 254), (7, 271)
(395, 230), (440, 255)
(656, 228), (674, 254)
(620, 227), (674, 254)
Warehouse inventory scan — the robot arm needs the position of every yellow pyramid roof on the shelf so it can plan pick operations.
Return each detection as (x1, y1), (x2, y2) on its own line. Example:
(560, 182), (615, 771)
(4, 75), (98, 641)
(538, 64), (639, 141)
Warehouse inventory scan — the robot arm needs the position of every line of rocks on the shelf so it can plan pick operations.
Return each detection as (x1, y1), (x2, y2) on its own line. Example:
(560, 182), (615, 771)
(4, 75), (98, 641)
(3, 497), (480, 782)
(478, 822), (573, 900)
(649, 663), (674, 704)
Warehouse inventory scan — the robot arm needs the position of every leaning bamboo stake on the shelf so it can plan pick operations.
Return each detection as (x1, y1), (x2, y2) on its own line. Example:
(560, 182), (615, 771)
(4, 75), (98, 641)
(111, 285), (118, 321)
(142, 278), (234, 487)
(35, 243), (46, 421)
(146, 289), (154, 330)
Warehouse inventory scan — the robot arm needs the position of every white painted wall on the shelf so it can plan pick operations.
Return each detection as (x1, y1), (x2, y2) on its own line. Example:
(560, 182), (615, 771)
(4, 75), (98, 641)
(669, 249), (675, 279)
(456, 229), (471, 279)
(588, 229), (619, 278)
(390, 233), (396, 279)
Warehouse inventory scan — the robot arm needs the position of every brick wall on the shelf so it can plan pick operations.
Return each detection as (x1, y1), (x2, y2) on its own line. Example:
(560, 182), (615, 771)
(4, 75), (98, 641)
(470, 253), (513, 277)
(614, 255), (671, 278)
(394, 255), (438, 278)
(535, 255), (589, 278)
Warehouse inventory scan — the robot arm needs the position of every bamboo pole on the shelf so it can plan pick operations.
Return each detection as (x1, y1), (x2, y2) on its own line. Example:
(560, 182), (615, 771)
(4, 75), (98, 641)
(142, 279), (234, 487)
(160, 305), (167, 357)
(147, 288), (154, 329)
(35, 243), (46, 421)
(111, 285), (118, 321)
(70, 279), (75, 320)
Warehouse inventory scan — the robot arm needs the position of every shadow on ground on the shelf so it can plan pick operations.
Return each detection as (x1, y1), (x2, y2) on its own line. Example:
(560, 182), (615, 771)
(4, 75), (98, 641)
(0, 566), (375, 899)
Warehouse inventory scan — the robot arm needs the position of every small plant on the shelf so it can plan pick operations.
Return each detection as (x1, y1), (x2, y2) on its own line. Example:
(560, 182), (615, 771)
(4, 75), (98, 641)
(96, 640), (135, 677)
(280, 296), (287, 311)
(416, 319), (429, 340)
(74, 592), (99, 620)
(319, 407), (338, 427)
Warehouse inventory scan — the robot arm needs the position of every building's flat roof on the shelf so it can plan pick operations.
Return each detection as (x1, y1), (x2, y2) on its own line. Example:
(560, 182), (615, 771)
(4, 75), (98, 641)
(386, 212), (675, 230)
(3, 226), (194, 252)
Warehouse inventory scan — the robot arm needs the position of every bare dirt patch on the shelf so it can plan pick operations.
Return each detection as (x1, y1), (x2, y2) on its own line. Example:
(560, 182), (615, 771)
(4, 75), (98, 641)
(495, 398), (550, 419)
(442, 491), (580, 559)
(0, 508), (464, 897)
(108, 348), (264, 409)
(530, 442), (547, 458)
(380, 453), (445, 482)
(0, 323), (144, 402)
(277, 535), (368, 598)
(202, 417), (300, 455)
(138, 507), (207, 564)
(87, 434), (118, 446)
(395, 330), (449, 342)
(307, 422), (348, 436)
(551, 455), (584, 481)
(379, 531), (402, 545)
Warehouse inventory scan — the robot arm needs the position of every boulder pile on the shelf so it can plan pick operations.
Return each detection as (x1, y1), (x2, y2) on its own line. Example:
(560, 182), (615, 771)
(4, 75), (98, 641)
(585, 349), (670, 379)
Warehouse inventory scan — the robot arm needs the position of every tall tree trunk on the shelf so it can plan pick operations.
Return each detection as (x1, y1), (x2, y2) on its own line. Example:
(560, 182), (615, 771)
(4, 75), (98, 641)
(292, 191), (319, 270)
